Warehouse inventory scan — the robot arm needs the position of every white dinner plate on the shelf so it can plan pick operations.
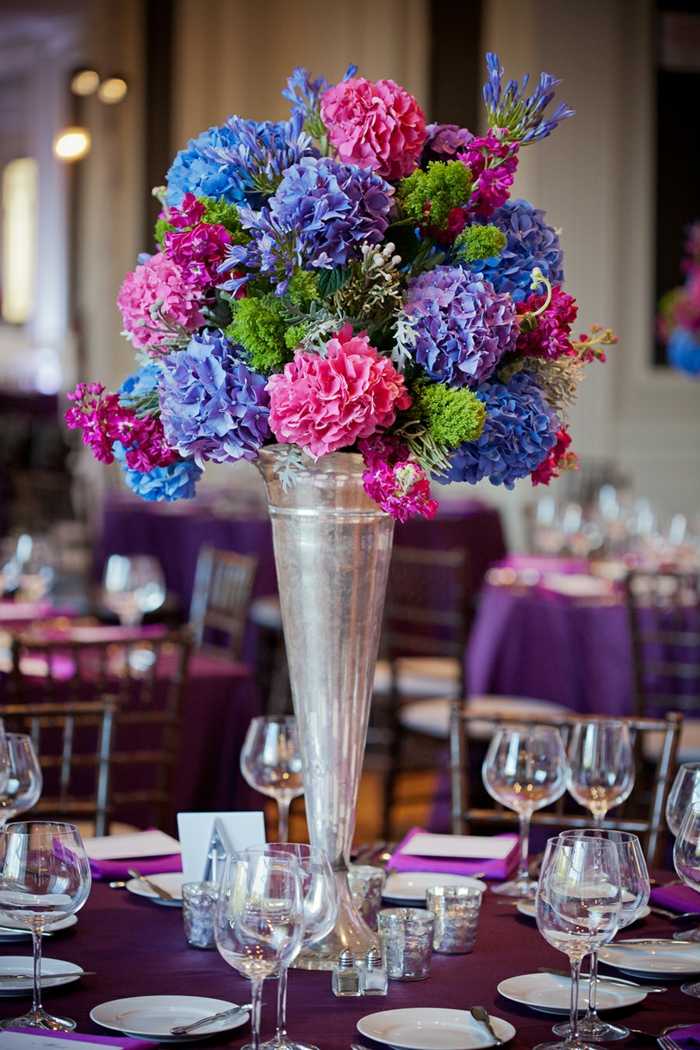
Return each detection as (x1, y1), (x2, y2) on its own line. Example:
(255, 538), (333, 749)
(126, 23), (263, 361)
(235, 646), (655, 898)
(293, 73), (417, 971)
(515, 900), (651, 924)
(497, 972), (647, 1015)
(357, 1008), (515, 1049)
(0, 956), (84, 997)
(599, 938), (700, 977)
(125, 872), (184, 907)
(91, 995), (249, 1043)
(383, 872), (487, 904)
(0, 914), (77, 941)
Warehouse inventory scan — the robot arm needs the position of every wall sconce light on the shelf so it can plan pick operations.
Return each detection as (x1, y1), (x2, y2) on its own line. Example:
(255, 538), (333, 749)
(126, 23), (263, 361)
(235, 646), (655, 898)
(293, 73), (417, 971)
(70, 68), (100, 97)
(98, 76), (128, 105)
(53, 126), (92, 162)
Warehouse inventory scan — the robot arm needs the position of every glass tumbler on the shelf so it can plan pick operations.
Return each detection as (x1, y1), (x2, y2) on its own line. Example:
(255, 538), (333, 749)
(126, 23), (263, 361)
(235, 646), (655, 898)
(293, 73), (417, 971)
(348, 865), (386, 930)
(183, 881), (219, 949)
(426, 885), (483, 954)
(378, 908), (434, 980)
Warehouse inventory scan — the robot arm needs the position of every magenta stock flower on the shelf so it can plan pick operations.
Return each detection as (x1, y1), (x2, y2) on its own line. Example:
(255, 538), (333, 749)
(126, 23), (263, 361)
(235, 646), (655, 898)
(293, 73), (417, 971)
(321, 76), (426, 181)
(363, 459), (439, 522)
(459, 130), (519, 219)
(267, 325), (411, 458)
(164, 221), (232, 289)
(117, 252), (206, 355)
(65, 382), (177, 471)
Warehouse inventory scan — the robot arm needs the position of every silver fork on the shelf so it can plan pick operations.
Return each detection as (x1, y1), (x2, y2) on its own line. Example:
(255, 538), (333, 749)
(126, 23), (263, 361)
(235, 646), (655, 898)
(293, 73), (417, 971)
(658, 1038), (683, 1050)
(170, 1003), (252, 1036)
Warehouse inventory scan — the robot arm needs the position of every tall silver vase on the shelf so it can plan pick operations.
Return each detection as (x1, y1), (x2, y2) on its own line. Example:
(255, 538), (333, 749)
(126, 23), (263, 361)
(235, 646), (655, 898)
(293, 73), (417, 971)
(257, 446), (394, 969)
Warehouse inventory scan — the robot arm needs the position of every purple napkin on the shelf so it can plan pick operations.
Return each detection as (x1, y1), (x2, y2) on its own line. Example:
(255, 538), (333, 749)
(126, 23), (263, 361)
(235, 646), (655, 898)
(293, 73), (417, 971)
(9, 1028), (157, 1047)
(89, 854), (182, 880)
(666, 1026), (700, 1049)
(650, 882), (700, 913)
(388, 826), (519, 880)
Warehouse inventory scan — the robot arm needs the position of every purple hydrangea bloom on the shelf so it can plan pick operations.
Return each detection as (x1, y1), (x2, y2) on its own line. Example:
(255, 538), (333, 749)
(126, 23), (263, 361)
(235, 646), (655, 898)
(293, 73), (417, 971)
(159, 329), (271, 465)
(435, 371), (559, 489)
(668, 327), (700, 377)
(113, 442), (202, 502)
(401, 265), (519, 388)
(219, 155), (394, 295)
(472, 198), (564, 301)
(422, 123), (474, 162)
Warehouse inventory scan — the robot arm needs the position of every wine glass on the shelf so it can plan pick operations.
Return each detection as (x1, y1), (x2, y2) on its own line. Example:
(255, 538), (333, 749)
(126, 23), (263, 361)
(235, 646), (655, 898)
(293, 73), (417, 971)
(215, 849), (305, 1050)
(482, 724), (568, 898)
(102, 554), (166, 626)
(674, 801), (700, 993)
(0, 821), (92, 1030)
(534, 834), (621, 1050)
(240, 716), (304, 843)
(0, 734), (43, 827)
(667, 763), (700, 836)
(566, 720), (634, 826)
(253, 844), (338, 1050)
(0, 719), (10, 797)
(552, 829), (650, 1042)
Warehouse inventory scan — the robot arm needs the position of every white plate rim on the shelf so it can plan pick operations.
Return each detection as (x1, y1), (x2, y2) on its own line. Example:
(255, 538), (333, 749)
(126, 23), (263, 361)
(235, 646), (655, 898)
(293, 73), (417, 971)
(0, 956), (84, 996)
(125, 872), (184, 907)
(90, 995), (249, 1040)
(599, 938), (700, 975)
(382, 872), (487, 903)
(0, 914), (77, 938)
(356, 1007), (515, 1049)
(496, 971), (646, 1015)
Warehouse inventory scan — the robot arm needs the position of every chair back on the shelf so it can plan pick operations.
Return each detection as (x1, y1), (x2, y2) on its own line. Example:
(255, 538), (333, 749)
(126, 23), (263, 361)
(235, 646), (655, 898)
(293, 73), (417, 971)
(449, 703), (682, 864)
(8, 628), (192, 832)
(0, 699), (115, 836)
(189, 546), (257, 658)
(625, 569), (700, 717)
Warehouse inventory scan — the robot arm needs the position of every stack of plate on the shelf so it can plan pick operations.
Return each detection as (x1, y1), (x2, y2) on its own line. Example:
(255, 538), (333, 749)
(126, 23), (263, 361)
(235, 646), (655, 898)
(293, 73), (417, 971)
(382, 872), (486, 907)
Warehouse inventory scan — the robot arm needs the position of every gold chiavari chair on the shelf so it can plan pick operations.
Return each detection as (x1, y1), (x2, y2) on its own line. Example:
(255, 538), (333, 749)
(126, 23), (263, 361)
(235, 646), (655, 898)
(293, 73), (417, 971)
(189, 546), (258, 659)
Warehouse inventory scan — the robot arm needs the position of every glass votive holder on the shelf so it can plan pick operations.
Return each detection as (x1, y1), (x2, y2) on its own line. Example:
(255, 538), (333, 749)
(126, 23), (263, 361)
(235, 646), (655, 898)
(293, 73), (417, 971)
(182, 881), (219, 950)
(348, 865), (387, 930)
(377, 907), (434, 980)
(426, 884), (483, 954)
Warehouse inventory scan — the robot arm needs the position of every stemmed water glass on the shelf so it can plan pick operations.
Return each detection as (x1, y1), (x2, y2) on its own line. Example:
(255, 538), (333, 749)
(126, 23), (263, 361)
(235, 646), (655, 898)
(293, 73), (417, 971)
(666, 764), (700, 942)
(552, 830), (650, 1042)
(673, 801), (700, 996)
(102, 554), (166, 626)
(240, 716), (304, 843)
(483, 725), (568, 898)
(0, 734), (42, 827)
(0, 719), (9, 797)
(253, 844), (338, 1050)
(215, 849), (305, 1050)
(534, 834), (621, 1050)
(566, 720), (634, 826)
(0, 821), (92, 1030)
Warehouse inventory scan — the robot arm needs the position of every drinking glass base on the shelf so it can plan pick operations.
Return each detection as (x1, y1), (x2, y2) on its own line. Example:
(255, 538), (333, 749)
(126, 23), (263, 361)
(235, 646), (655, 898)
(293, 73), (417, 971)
(261, 1040), (319, 1050)
(0, 1008), (77, 1032)
(552, 1018), (628, 1041)
(681, 979), (700, 997)
(673, 926), (700, 942)
(534, 1041), (597, 1050)
(492, 876), (538, 899)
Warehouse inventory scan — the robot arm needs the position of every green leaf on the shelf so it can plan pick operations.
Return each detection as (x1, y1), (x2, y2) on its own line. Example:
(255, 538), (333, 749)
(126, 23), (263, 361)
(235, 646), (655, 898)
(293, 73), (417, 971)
(317, 266), (350, 297)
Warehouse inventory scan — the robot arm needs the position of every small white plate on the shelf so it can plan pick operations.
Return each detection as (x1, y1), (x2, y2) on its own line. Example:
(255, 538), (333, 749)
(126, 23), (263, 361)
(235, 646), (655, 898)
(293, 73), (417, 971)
(515, 900), (651, 924)
(0, 956), (84, 997)
(357, 1008), (515, 1049)
(91, 995), (249, 1043)
(383, 872), (487, 904)
(497, 972), (646, 1015)
(0, 915), (77, 941)
(599, 938), (700, 977)
(125, 872), (184, 907)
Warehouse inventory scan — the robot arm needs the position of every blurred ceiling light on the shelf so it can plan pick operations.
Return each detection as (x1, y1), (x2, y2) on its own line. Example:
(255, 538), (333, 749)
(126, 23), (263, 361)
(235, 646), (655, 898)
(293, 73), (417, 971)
(70, 68), (100, 96)
(98, 76), (128, 105)
(53, 126), (92, 162)
(2, 158), (38, 325)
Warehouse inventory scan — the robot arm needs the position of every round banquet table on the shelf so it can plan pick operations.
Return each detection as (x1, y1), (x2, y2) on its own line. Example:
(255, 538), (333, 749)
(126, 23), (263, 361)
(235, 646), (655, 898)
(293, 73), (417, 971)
(3, 880), (695, 1048)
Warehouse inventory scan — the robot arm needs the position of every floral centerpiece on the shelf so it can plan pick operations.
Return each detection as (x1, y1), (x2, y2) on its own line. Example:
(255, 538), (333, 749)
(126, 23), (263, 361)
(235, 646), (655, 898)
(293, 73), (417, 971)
(658, 222), (700, 378)
(67, 53), (616, 520)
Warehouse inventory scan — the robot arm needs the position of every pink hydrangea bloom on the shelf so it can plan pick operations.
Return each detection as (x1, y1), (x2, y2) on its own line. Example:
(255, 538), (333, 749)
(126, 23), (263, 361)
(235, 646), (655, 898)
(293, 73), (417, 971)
(321, 77), (426, 181)
(266, 325), (411, 458)
(363, 459), (439, 522)
(117, 252), (206, 355)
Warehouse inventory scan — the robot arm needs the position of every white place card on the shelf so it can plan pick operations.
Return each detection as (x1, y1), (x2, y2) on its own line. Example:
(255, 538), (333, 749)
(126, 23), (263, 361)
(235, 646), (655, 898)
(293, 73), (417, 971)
(402, 832), (517, 860)
(177, 811), (265, 884)
(84, 830), (181, 862)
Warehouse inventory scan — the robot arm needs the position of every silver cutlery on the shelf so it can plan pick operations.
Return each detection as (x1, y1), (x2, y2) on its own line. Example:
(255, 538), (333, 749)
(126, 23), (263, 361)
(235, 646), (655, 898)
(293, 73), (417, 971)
(470, 1006), (502, 1046)
(658, 1038), (683, 1050)
(536, 967), (668, 993)
(127, 867), (174, 901)
(170, 1003), (252, 1035)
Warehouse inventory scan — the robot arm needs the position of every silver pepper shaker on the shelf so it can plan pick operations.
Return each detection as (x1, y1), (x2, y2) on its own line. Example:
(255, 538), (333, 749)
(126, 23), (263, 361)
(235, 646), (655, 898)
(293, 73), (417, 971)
(361, 947), (388, 995)
(332, 949), (362, 997)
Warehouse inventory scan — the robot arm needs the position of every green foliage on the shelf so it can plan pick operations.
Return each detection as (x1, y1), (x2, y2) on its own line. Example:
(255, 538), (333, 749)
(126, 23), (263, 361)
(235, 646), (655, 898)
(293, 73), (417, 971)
(397, 161), (473, 230)
(226, 295), (292, 374)
(317, 266), (350, 298)
(287, 270), (319, 307)
(453, 224), (506, 264)
(154, 217), (171, 247)
(200, 197), (249, 243)
(284, 322), (309, 349)
(413, 382), (486, 449)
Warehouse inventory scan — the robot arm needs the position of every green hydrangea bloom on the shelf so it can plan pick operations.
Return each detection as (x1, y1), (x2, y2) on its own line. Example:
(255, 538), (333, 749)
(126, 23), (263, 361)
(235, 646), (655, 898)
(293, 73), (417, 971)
(453, 224), (506, 264)
(287, 270), (319, 307)
(414, 382), (486, 448)
(226, 295), (291, 374)
(200, 197), (249, 243)
(284, 322), (309, 350)
(398, 161), (473, 230)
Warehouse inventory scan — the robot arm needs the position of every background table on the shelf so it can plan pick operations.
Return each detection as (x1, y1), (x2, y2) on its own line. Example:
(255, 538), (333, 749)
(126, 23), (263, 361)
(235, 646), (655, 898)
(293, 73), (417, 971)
(4, 879), (694, 1048)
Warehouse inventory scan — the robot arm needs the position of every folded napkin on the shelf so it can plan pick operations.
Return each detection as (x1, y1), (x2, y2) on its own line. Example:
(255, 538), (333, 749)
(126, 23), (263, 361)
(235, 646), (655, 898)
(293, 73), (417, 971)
(388, 826), (519, 881)
(650, 882), (700, 913)
(499, 554), (589, 575)
(666, 1026), (700, 1049)
(89, 854), (182, 880)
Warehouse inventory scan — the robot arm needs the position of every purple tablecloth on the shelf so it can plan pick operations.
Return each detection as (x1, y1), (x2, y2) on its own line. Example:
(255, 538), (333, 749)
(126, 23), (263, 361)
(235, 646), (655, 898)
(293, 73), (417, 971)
(5, 878), (693, 1049)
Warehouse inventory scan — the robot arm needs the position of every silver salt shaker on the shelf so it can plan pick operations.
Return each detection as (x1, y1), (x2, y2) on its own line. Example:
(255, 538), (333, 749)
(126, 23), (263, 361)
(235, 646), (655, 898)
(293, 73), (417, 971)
(332, 949), (362, 997)
(360, 947), (388, 995)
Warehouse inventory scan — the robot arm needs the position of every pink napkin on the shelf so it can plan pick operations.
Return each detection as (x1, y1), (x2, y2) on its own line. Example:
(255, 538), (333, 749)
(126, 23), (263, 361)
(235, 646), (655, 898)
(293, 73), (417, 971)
(666, 1026), (700, 1048)
(388, 826), (519, 881)
(650, 882), (700, 913)
(11, 1029), (157, 1047)
(89, 854), (182, 880)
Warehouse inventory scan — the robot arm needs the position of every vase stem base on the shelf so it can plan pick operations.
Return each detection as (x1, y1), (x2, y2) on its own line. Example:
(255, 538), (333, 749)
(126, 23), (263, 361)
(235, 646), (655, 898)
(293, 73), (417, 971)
(292, 873), (378, 970)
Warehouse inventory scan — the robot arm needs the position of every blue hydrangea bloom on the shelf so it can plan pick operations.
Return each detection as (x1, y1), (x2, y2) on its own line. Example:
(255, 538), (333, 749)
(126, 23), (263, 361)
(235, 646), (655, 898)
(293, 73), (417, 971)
(113, 442), (202, 502)
(435, 371), (558, 489)
(470, 199), (564, 301)
(668, 327), (700, 377)
(219, 155), (394, 295)
(159, 329), (270, 466)
(166, 123), (248, 206)
(401, 265), (519, 388)
(118, 362), (161, 403)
